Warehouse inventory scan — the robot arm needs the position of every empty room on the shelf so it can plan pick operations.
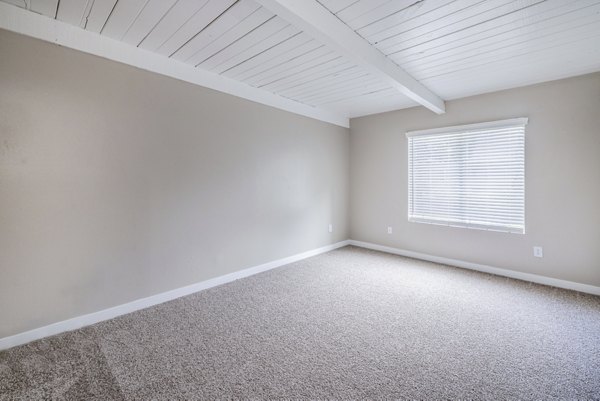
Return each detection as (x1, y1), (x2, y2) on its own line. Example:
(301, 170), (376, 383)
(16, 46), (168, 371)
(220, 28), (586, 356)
(1, 0), (599, 399)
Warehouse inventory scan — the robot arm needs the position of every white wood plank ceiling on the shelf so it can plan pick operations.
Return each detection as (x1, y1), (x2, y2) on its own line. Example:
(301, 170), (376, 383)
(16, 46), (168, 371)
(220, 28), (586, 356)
(2, 0), (600, 122)
(319, 0), (600, 100)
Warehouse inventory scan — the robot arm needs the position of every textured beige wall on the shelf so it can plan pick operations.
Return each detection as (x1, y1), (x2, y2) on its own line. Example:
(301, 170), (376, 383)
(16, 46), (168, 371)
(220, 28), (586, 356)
(350, 72), (600, 287)
(0, 30), (349, 338)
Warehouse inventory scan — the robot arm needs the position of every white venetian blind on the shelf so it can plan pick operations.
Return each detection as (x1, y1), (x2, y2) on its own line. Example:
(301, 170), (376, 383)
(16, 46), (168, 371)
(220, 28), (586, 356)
(407, 118), (527, 234)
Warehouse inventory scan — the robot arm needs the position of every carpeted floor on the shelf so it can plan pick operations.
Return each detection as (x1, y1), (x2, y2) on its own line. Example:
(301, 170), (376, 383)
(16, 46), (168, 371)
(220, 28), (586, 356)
(1, 246), (599, 400)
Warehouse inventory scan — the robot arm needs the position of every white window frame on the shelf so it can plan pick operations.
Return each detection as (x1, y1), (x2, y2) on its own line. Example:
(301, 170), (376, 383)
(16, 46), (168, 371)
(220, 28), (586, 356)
(406, 118), (527, 234)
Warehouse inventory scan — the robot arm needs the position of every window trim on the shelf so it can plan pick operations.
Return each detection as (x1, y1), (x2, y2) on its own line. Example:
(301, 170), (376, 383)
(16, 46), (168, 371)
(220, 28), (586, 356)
(405, 118), (528, 138)
(406, 118), (528, 234)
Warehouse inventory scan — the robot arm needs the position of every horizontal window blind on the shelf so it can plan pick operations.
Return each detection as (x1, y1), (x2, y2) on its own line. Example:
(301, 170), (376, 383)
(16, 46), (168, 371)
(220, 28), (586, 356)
(407, 118), (526, 234)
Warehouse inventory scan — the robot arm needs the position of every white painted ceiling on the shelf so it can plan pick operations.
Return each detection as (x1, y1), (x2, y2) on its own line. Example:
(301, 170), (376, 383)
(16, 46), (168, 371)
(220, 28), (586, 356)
(2, 0), (600, 120)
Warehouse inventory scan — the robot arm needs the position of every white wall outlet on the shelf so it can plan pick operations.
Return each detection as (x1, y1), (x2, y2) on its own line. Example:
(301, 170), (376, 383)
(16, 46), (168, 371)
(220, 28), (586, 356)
(328, 224), (333, 233)
(387, 226), (393, 234)
(533, 246), (543, 258)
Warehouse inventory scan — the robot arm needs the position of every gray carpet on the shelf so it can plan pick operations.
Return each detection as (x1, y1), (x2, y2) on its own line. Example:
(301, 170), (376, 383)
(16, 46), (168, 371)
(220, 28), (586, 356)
(1, 246), (599, 400)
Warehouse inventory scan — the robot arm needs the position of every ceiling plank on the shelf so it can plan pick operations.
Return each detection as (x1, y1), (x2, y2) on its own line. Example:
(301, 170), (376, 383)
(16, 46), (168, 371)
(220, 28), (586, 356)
(245, 46), (335, 87)
(29, 0), (58, 17)
(101, 0), (148, 40)
(255, 0), (445, 114)
(56, 0), (91, 26)
(203, 22), (300, 74)
(390, 0), (598, 65)
(121, 0), (178, 46)
(185, 7), (273, 67)
(84, 0), (118, 33)
(138, 0), (212, 51)
(0, 1), (349, 128)
(262, 58), (353, 92)
(170, 0), (262, 63)
(153, 0), (237, 57)
(400, 8), (600, 76)
(222, 33), (316, 80)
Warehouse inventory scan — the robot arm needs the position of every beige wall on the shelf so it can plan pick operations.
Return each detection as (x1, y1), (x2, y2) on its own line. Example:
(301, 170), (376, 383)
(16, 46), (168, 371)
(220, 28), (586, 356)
(350, 72), (600, 287)
(0, 30), (350, 338)
(2, 27), (599, 340)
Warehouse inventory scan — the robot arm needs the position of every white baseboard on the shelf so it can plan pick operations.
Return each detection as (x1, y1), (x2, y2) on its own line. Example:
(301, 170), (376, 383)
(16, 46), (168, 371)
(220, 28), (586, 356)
(0, 240), (351, 351)
(349, 240), (600, 296)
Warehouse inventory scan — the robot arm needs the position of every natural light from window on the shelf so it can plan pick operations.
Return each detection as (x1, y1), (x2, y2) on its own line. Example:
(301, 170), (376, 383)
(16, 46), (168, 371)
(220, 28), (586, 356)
(406, 118), (527, 234)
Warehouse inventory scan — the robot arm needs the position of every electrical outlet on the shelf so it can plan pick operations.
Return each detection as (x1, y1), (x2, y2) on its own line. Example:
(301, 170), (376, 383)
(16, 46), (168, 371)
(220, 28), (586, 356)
(387, 226), (393, 234)
(328, 224), (333, 233)
(533, 246), (543, 258)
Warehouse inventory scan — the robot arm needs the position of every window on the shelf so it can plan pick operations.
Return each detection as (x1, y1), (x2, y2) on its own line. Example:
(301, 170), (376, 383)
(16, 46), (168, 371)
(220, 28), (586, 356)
(407, 118), (527, 234)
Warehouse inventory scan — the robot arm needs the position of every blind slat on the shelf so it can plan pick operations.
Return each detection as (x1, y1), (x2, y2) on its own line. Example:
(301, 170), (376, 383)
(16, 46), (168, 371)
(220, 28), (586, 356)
(408, 120), (525, 234)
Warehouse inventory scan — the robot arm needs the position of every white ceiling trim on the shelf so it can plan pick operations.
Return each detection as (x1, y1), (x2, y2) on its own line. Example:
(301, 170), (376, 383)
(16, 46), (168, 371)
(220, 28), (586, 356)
(255, 0), (446, 115)
(0, 2), (349, 128)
